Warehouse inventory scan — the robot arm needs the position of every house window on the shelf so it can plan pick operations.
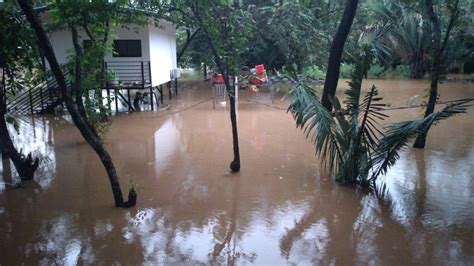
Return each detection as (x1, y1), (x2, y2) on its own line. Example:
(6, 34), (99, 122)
(113, 40), (142, 57)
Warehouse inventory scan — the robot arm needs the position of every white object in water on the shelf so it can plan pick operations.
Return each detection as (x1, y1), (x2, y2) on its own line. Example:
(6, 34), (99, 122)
(407, 95), (421, 106)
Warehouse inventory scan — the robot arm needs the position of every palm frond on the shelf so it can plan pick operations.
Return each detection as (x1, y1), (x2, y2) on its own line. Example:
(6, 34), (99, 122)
(288, 82), (342, 174)
(344, 49), (371, 114)
(358, 85), (387, 151)
(370, 100), (472, 180)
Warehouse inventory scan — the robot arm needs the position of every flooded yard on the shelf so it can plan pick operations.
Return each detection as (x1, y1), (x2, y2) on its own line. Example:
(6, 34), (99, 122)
(1, 79), (473, 265)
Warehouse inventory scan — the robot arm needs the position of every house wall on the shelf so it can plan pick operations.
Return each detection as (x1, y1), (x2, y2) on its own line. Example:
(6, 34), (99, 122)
(46, 20), (178, 86)
(148, 21), (177, 86)
(47, 30), (75, 66)
(103, 24), (150, 63)
(103, 25), (151, 83)
(48, 24), (151, 65)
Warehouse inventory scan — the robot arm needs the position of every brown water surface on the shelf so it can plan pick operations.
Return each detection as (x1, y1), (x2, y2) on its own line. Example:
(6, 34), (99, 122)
(1, 79), (473, 265)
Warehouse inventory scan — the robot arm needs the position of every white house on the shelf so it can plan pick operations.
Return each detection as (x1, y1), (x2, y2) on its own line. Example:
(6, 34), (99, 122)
(45, 18), (178, 88)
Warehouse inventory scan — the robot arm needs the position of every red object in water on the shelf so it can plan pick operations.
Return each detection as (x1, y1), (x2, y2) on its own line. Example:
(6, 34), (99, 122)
(248, 76), (264, 85)
(248, 86), (259, 93)
(212, 74), (225, 84)
(255, 64), (265, 75)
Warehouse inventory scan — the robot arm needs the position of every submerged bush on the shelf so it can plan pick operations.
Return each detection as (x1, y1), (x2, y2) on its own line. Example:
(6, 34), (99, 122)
(303, 66), (326, 79)
(395, 65), (411, 78)
(340, 63), (355, 78)
(368, 64), (386, 78)
(288, 46), (471, 188)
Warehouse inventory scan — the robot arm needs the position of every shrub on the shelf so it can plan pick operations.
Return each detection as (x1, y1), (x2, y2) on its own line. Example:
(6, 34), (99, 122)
(340, 63), (355, 78)
(368, 64), (386, 78)
(395, 65), (411, 78)
(303, 65), (326, 79)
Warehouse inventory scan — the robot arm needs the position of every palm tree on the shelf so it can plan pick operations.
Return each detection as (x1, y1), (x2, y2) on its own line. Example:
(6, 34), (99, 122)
(370, 0), (431, 79)
(287, 45), (471, 188)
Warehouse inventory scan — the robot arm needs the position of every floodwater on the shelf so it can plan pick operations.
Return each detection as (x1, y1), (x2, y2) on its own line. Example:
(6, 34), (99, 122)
(1, 78), (473, 265)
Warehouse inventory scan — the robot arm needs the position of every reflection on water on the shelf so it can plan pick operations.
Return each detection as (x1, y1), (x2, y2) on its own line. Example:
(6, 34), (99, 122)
(0, 79), (473, 264)
(154, 119), (179, 171)
(24, 215), (96, 265)
(384, 148), (474, 229)
(0, 115), (57, 189)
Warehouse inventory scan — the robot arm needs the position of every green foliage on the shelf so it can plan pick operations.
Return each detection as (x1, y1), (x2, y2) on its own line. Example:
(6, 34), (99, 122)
(176, 29), (211, 68)
(303, 66), (326, 79)
(42, 0), (165, 137)
(368, 0), (471, 78)
(3, 69), (44, 101)
(371, 0), (431, 79)
(175, 1), (344, 71)
(179, 69), (202, 79)
(5, 116), (19, 134)
(174, 0), (472, 76)
(395, 65), (411, 78)
(255, 2), (325, 70)
(181, 1), (255, 77)
(340, 63), (355, 79)
(0, 1), (43, 95)
(368, 64), (386, 78)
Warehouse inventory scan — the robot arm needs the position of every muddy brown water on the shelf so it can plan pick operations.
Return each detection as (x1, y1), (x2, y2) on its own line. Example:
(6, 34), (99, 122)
(1, 79), (473, 265)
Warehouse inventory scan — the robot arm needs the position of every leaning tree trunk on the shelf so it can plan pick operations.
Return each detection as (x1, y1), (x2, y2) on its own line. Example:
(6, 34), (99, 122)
(0, 84), (38, 180)
(18, 0), (136, 208)
(70, 24), (100, 137)
(0, 115), (39, 180)
(413, 0), (442, 149)
(321, 0), (359, 111)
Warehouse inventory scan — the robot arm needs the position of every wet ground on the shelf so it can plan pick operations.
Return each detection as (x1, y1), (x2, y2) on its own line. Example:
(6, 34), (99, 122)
(1, 78), (473, 265)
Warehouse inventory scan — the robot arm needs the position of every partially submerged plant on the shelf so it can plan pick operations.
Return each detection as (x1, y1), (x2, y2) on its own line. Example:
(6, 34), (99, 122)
(288, 45), (471, 188)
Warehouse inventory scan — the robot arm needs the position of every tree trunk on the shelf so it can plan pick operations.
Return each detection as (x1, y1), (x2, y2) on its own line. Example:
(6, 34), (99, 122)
(18, 0), (135, 208)
(321, 0), (359, 111)
(2, 156), (13, 185)
(0, 84), (38, 180)
(212, 60), (240, 172)
(228, 73), (240, 172)
(70, 24), (99, 137)
(0, 115), (39, 180)
(191, 3), (240, 172)
(203, 64), (208, 80)
(413, 0), (442, 149)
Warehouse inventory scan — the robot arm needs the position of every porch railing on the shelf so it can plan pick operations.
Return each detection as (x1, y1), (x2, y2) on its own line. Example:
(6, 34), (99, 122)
(104, 61), (151, 87)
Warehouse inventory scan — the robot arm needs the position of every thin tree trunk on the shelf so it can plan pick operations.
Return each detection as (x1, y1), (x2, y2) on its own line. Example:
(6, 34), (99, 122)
(228, 71), (240, 172)
(321, 0), (359, 111)
(414, 0), (460, 148)
(414, 0), (442, 149)
(191, 3), (241, 172)
(18, 0), (136, 207)
(2, 155), (13, 185)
